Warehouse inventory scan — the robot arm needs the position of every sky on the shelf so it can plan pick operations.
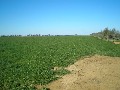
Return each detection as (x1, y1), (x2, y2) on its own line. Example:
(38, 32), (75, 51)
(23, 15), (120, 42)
(0, 0), (120, 35)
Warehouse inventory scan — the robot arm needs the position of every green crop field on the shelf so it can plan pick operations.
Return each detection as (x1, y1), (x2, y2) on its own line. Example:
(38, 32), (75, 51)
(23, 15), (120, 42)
(0, 36), (120, 90)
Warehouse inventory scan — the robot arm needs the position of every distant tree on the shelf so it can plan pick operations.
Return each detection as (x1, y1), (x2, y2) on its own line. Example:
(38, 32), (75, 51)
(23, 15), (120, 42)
(103, 27), (109, 40)
(115, 30), (120, 40)
(109, 28), (116, 40)
(36, 34), (38, 36)
(19, 35), (22, 37)
(90, 27), (120, 41)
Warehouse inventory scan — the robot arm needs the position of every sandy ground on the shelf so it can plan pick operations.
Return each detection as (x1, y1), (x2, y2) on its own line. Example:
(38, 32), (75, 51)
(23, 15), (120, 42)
(114, 42), (120, 44)
(36, 55), (120, 90)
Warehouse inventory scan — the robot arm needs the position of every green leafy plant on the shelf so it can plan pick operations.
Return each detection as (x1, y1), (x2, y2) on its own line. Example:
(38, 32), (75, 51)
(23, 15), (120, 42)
(0, 36), (120, 89)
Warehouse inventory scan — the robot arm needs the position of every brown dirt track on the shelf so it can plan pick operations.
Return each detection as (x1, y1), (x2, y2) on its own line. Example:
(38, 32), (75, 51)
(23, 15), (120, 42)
(36, 55), (120, 90)
(114, 42), (120, 44)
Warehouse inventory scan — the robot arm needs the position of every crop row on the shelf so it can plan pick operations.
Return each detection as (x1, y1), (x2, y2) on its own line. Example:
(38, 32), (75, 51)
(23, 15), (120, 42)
(0, 36), (120, 89)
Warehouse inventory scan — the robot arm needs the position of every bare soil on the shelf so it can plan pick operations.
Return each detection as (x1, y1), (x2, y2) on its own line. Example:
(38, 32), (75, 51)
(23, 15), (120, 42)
(114, 42), (120, 44)
(36, 55), (120, 90)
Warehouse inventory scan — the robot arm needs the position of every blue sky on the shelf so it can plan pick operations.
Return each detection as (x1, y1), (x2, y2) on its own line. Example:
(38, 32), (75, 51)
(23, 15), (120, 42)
(0, 0), (120, 35)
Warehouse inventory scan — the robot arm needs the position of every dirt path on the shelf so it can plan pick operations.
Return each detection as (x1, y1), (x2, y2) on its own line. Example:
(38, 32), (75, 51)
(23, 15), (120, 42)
(114, 42), (120, 44)
(37, 55), (120, 90)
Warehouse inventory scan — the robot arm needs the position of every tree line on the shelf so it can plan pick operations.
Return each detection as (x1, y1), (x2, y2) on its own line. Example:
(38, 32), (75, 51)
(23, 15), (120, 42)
(0, 34), (79, 37)
(90, 28), (120, 41)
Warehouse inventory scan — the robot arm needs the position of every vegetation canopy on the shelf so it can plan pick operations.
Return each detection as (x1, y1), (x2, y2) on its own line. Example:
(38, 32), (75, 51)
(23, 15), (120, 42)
(90, 27), (120, 41)
(0, 36), (120, 89)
